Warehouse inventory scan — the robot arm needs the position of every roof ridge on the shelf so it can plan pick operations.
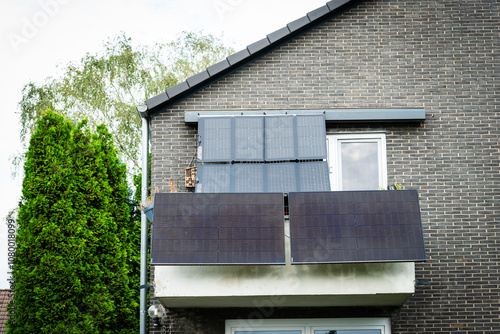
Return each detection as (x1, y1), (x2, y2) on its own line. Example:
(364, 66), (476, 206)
(142, 0), (359, 117)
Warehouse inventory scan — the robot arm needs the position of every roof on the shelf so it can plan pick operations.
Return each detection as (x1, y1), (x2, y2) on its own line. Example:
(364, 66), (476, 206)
(0, 290), (12, 333)
(141, 0), (363, 118)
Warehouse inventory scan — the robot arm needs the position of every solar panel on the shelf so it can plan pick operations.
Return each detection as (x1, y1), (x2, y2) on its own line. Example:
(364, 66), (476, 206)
(233, 164), (265, 193)
(198, 116), (265, 162)
(151, 193), (219, 264)
(265, 116), (295, 160)
(151, 193), (285, 265)
(217, 193), (285, 264)
(195, 164), (231, 193)
(265, 115), (327, 161)
(234, 117), (265, 161)
(199, 114), (327, 162)
(297, 161), (331, 192)
(266, 161), (331, 193)
(289, 190), (426, 264)
(295, 115), (328, 159)
(267, 163), (297, 193)
(196, 161), (331, 193)
(198, 117), (232, 162)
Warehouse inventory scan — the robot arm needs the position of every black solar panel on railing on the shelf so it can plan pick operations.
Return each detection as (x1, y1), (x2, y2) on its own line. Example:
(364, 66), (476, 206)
(288, 190), (426, 264)
(151, 193), (286, 265)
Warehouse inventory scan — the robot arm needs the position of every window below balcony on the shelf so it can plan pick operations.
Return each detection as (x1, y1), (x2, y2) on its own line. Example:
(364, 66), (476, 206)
(226, 318), (391, 334)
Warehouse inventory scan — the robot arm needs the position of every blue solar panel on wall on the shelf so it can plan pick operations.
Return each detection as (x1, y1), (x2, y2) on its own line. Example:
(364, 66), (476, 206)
(297, 161), (331, 192)
(296, 115), (328, 159)
(265, 115), (327, 161)
(266, 162), (331, 193)
(289, 190), (426, 264)
(266, 163), (297, 193)
(198, 117), (233, 162)
(233, 164), (265, 193)
(234, 117), (265, 161)
(197, 114), (329, 193)
(195, 164), (231, 193)
(198, 116), (264, 162)
(265, 116), (295, 161)
(198, 114), (326, 162)
(151, 193), (285, 265)
(196, 161), (330, 193)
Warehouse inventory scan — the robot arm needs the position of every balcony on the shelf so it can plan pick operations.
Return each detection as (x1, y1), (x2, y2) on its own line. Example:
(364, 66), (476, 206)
(151, 190), (425, 308)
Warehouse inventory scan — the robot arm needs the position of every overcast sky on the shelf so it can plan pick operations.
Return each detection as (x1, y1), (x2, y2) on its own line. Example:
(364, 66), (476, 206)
(0, 0), (328, 289)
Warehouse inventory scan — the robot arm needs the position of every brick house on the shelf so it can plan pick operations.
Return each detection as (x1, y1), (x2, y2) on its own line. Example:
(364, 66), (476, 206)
(138, 0), (499, 333)
(0, 290), (12, 334)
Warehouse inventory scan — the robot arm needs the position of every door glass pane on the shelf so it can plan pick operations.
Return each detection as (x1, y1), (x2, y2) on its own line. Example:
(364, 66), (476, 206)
(315, 330), (381, 334)
(340, 142), (379, 190)
(236, 331), (301, 334)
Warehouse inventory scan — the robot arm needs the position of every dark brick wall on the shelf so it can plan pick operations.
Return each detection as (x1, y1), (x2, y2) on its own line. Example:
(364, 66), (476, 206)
(149, 0), (499, 333)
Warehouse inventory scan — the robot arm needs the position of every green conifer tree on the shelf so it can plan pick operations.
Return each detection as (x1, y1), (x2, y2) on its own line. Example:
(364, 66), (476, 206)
(8, 111), (137, 334)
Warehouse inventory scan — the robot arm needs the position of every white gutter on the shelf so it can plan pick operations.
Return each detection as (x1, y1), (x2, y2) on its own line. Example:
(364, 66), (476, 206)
(137, 105), (149, 334)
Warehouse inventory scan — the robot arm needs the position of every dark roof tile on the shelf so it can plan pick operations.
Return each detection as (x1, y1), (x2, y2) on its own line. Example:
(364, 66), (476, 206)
(287, 16), (311, 32)
(327, 0), (350, 11)
(166, 81), (189, 99)
(267, 26), (291, 43)
(146, 92), (168, 110)
(186, 70), (210, 87)
(247, 38), (271, 54)
(307, 5), (331, 21)
(207, 59), (231, 76)
(227, 48), (251, 65)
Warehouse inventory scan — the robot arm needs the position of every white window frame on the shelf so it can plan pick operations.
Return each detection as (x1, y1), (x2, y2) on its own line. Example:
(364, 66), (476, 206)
(226, 318), (391, 334)
(327, 133), (387, 191)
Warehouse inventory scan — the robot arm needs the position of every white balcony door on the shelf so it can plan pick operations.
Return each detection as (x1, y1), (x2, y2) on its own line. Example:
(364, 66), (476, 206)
(327, 133), (387, 191)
